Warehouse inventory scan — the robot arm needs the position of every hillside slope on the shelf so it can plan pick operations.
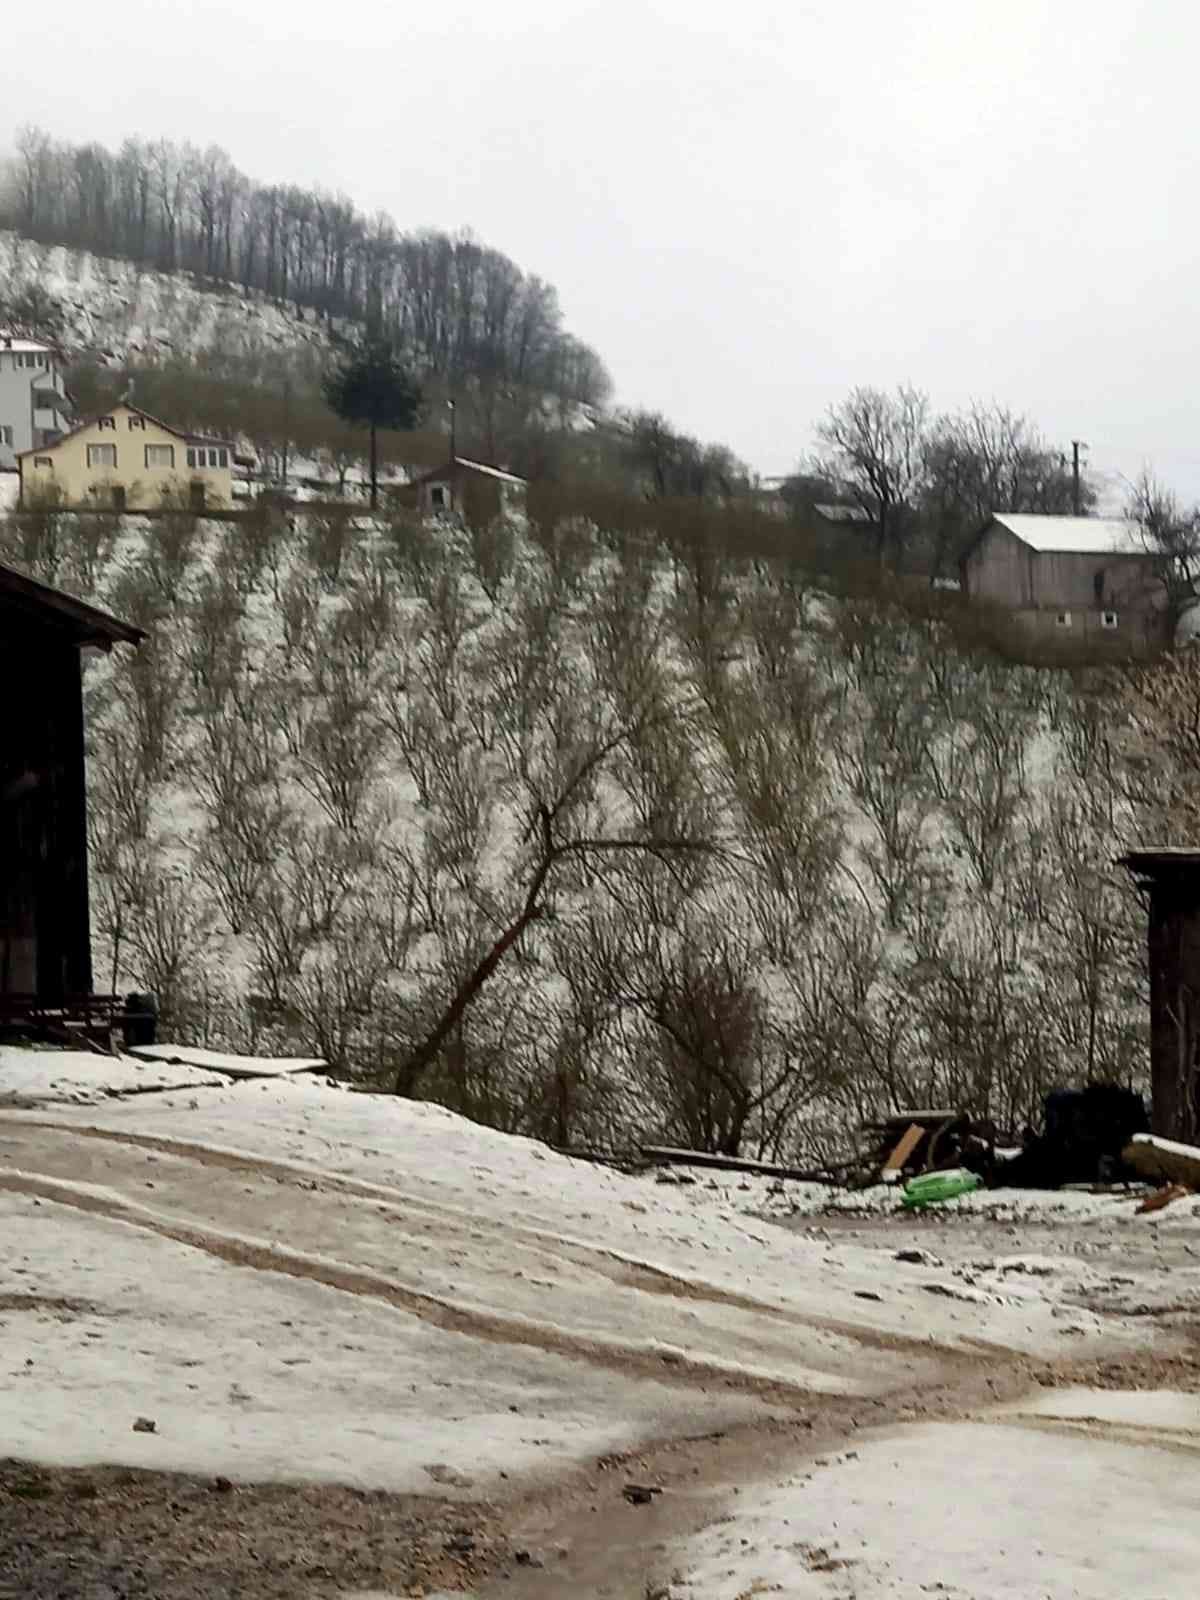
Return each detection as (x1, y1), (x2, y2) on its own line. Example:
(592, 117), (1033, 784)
(0, 229), (334, 367)
(0, 498), (1148, 1160)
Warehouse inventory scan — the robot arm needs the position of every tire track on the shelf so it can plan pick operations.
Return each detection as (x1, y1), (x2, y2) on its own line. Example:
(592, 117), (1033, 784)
(0, 1117), (976, 1367)
(0, 1165), (850, 1413)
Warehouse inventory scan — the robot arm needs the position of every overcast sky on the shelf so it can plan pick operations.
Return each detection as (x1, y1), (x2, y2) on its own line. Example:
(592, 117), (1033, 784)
(5, 0), (1198, 498)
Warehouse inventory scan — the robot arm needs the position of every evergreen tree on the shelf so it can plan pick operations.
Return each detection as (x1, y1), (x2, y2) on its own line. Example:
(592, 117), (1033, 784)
(322, 339), (422, 508)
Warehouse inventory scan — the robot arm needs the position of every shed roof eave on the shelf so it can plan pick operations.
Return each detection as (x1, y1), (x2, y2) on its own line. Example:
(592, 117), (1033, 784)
(0, 560), (146, 647)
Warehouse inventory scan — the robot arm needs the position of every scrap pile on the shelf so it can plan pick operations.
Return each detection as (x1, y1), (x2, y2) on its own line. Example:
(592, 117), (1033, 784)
(861, 1109), (996, 1187)
(640, 1084), (1200, 1215)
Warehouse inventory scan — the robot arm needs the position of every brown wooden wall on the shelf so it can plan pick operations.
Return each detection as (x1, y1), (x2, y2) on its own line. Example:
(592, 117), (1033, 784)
(0, 623), (92, 1002)
(964, 526), (1035, 608)
(965, 526), (1163, 626)
(1144, 875), (1200, 1143)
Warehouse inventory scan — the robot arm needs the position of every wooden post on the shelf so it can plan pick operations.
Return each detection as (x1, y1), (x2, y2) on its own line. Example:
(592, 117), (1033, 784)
(1120, 850), (1200, 1144)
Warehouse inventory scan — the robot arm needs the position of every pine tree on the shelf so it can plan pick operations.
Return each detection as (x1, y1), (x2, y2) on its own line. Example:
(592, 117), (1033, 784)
(322, 340), (422, 509)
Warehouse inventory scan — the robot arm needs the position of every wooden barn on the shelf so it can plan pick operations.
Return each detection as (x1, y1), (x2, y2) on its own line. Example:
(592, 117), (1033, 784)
(1121, 850), (1200, 1145)
(0, 562), (143, 1023)
(960, 513), (1168, 656)
(412, 456), (527, 524)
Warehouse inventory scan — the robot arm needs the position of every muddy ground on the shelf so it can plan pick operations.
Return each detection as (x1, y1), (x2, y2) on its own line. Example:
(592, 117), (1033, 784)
(3, 1192), (1196, 1600)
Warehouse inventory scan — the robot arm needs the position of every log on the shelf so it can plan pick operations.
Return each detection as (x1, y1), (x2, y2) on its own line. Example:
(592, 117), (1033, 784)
(638, 1146), (846, 1183)
(1123, 1133), (1200, 1189)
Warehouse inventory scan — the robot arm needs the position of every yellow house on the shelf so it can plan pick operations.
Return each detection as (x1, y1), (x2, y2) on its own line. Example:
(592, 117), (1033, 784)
(17, 402), (235, 510)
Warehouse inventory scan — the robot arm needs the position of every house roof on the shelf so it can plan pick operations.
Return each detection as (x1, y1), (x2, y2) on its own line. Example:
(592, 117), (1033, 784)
(0, 335), (56, 354)
(1119, 849), (1200, 883)
(0, 561), (145, 649)
(15, 401), (233, 459)
(814, 502), (873, 524)
(413, 456), (527, 488)
(989, 513), (1150, 556)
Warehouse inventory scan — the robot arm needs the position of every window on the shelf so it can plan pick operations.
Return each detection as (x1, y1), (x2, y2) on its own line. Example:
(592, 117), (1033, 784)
(33, 456), (52, 469)
(1101, 611), (1119, 630)
(87, 443), (117, 469)
(430, 484), (449, 509)
(1055, 612), (1072, 629)
(0, 425), (11, 446)
(97, 416), (116, 431)
(128, 415), (146, 430)
(145, 444), (175, 469)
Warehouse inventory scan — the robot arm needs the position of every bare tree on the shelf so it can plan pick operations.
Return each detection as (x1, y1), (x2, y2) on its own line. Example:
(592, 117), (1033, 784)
(1126, 469), (1200, 615)
(815, 385), (929, 566)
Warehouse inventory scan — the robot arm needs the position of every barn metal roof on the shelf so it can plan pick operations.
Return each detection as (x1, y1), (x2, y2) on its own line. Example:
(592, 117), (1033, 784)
(0, 562), (145, 649)
(991, 513), (1150, 556)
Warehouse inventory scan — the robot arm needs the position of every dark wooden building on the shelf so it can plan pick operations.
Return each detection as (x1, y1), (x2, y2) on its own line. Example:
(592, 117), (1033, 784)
(1120, 849), (1200, 1144)
(1, 561), (143, 1015)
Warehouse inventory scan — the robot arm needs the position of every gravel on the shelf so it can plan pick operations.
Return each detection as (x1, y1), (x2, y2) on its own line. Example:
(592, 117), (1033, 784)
(0, 1459), (507, 1599)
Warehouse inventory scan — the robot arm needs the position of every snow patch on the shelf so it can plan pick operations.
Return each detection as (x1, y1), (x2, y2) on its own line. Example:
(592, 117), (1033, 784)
(674, 1419), (1200, 1599)
(0, 1046), (225, 1105)
(128, 1044), (328, 1078)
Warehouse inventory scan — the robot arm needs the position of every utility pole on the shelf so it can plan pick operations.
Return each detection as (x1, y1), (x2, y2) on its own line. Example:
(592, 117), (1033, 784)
(1071, 440), (1087, 516)
(448, 396), (457, 461)
(281, 375), (291, 493)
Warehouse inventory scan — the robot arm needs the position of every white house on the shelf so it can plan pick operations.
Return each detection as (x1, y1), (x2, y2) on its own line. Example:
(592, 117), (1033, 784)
(0, 336), (73, 471)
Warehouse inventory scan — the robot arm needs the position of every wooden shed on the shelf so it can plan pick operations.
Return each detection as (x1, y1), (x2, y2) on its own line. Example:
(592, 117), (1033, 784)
(960, 514), (1167, 656)
(1119, 849), (1200, 1144)
(412, 456), (527, 524)
(0, 562), (143, 1017)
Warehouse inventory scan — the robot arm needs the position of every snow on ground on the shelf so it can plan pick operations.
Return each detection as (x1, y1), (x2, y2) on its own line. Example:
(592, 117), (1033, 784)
(14, 1075), (1153, 1366)
(1006, 1385), (1200, 1433)
(0, 470), (18, 510)
(0, 1048), (1193, 1568)
(127, 1043), (328, 1078)
(0, 1045), (226, 1104)
(655, 1165), (1200, 1228)
(0, 230), (331, 367)
(671, 1415), (1200, 1600)
(0, 1189), (774, 1494)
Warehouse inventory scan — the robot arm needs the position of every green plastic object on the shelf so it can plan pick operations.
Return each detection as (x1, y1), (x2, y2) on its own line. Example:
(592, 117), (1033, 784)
(900, 1169), (982, 1209)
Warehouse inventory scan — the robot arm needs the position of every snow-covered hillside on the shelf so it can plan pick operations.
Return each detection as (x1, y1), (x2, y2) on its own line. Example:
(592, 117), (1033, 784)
(0, 500), (1147, 1163)
(0, 229), (336, 366)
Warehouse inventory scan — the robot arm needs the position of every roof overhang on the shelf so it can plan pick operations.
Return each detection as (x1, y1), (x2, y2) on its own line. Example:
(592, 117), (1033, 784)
(0, 561), (145, 649)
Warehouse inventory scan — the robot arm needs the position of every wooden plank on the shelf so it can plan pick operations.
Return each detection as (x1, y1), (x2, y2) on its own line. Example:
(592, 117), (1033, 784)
(1136, 1183), (1192, 1215)
(639, 1146), (845, 1183)
(1124, 1134), (1200, 1188)
(881, 1122), (925, 1182)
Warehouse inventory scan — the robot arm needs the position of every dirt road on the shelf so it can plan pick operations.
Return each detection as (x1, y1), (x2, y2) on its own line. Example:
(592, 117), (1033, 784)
(1, 1101), (1196, 1599)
